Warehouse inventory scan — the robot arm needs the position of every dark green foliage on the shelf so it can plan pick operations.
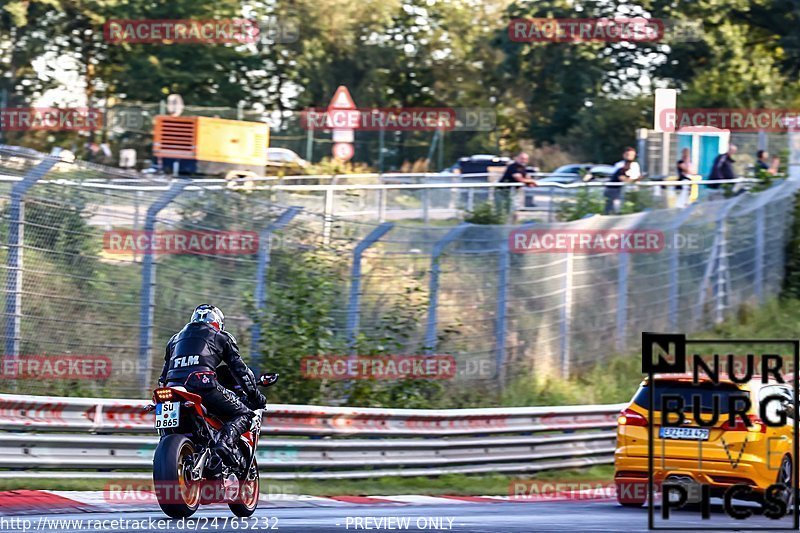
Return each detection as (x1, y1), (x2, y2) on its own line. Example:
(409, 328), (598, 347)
(464, 202), (508, 225)
(782, 193), (800, 299)
(251, 243), (442, 408)
(556, 188), (604, 221)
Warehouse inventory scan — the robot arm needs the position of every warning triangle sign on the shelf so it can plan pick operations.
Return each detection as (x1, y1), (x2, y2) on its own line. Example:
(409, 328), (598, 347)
(328, 86), (356, 110)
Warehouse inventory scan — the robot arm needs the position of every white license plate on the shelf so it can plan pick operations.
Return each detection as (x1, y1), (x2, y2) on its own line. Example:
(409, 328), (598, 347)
(659, 426), (710, 440)
(155, 401), (181, 429)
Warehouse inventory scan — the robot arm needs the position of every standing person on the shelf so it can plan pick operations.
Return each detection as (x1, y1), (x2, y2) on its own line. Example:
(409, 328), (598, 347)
(707, 144), (737, 190)
(676, 147), (694, 208)
(604, 147), (641, 215)
(497, 152), (537, 221)
(756, 149), (780, 175)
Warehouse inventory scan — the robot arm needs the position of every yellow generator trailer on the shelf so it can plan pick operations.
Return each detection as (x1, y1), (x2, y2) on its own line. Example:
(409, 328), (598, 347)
(153, 115), (269, 176)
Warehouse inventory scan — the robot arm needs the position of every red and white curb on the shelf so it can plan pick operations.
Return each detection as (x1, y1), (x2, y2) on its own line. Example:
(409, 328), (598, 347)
(0, 490), (615, 515)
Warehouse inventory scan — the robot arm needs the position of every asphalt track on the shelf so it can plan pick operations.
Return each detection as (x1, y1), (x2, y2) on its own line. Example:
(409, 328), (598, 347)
(1, 501), (796, 533)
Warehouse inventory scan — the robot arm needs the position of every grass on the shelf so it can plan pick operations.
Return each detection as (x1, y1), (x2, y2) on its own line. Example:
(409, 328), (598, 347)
(0, 465), (614, 495)
(493, 298), (800, 408)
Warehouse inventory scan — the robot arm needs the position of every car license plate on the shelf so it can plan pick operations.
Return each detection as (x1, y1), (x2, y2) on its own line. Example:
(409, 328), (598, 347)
(155, 401), (180, 429)
(659, 426), (709, 440)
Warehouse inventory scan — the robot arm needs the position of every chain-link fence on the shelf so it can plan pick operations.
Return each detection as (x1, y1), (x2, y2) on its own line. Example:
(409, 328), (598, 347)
(0, 146), (797, 399)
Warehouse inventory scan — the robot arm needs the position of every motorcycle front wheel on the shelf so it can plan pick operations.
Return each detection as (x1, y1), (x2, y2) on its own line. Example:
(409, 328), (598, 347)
(229, 459), (260, 517)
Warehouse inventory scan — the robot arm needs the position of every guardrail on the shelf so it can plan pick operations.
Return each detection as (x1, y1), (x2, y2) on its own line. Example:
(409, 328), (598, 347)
(0, 394), (624, 479)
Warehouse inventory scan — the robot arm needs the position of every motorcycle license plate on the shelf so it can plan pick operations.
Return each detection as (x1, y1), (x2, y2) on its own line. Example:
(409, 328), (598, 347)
(155, 401), (180, 429)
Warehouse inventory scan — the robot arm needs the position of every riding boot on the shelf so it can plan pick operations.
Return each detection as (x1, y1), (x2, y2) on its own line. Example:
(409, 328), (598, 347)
(213, 413), (251, 469)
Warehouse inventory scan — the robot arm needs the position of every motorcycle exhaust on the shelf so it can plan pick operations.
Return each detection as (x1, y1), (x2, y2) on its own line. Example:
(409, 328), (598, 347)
(190, 448), (211, 481)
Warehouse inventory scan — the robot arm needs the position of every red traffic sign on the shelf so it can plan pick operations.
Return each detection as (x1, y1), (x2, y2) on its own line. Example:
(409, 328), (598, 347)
(332, 143), (354, 161)
(328, 86), (356, 110)
(327, 86), (359, 129)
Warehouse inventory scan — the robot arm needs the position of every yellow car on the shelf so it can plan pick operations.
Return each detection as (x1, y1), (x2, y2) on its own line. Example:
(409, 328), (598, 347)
(614, 373), (794, 507)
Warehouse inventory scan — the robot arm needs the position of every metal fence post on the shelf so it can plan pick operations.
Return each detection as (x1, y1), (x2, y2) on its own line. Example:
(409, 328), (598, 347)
(377, 188), (387, 222)
(421, 175), (431, 224)
(250, 206), (303, 360)
(138, 180), (191, 395)
(4, 151), (62, 359)
(424, 223), (472, 354)
(322, 188), (334, 245)
(346, 222), (394, 351)
(696, 195), (744, 324)
(494, 231), (512, 381)
(754, 205), (765, 303)
(133, 190), (142, 263)
(714, 233), (729, 324)
(558, 252), (574, 378)
(615, 253), (629, 352)
(667, 204), (697, 330)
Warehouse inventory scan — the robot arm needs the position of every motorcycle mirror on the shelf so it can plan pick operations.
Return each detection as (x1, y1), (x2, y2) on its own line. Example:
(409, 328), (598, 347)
(259, 372), (279, 387)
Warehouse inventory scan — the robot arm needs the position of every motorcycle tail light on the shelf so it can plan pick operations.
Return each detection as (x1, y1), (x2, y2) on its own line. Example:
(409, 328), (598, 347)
(154, 388), (173, 402)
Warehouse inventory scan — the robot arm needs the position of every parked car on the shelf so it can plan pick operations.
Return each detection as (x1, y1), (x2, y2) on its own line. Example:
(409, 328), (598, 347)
(614, 372), (794, 508)
(584, 164), (616, 182)
(441, 154), (511, 177)
(542, 164), (616, 184)
(267, 147), (310, 169)
(548, 164), (594, 181)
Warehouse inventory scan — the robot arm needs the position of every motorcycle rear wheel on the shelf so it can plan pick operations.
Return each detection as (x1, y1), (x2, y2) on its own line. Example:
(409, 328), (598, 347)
(154, 434), (201, 518)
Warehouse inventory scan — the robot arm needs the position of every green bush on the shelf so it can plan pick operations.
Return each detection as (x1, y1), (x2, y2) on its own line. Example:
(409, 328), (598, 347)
(251, 243), (443, 408)
(464, 202), (507, 225)
(556, 188), (604, 221)
(782, 193), (800, 299)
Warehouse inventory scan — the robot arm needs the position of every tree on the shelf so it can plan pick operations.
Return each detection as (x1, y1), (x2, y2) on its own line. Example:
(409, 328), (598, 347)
(496, 0), (661, 143)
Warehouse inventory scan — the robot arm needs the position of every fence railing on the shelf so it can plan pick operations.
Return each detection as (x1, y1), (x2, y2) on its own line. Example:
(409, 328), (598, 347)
(0, 394), (622, 479)
(0, 145), (797, 399)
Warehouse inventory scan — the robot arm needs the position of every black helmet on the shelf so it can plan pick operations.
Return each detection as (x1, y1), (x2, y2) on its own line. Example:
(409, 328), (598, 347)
(191, 304), (225, 331)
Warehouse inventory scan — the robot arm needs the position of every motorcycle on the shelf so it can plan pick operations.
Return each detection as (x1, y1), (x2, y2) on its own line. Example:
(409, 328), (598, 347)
(147, 371), (279, 518)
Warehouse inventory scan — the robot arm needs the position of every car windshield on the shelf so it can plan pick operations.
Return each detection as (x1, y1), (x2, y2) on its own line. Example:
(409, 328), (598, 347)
(552, 165), (581, 174)
(632, 381), (749, 414)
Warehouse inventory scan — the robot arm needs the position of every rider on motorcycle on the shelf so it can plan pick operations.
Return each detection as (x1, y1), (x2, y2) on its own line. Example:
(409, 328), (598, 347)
(158, 304), (267, 469)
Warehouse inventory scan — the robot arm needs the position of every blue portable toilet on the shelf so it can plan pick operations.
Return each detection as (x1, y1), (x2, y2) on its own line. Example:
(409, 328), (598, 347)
(676, 127), (730, 179)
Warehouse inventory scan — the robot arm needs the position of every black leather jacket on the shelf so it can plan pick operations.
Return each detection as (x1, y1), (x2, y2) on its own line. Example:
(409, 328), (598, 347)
(159, 322), (260, 401)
